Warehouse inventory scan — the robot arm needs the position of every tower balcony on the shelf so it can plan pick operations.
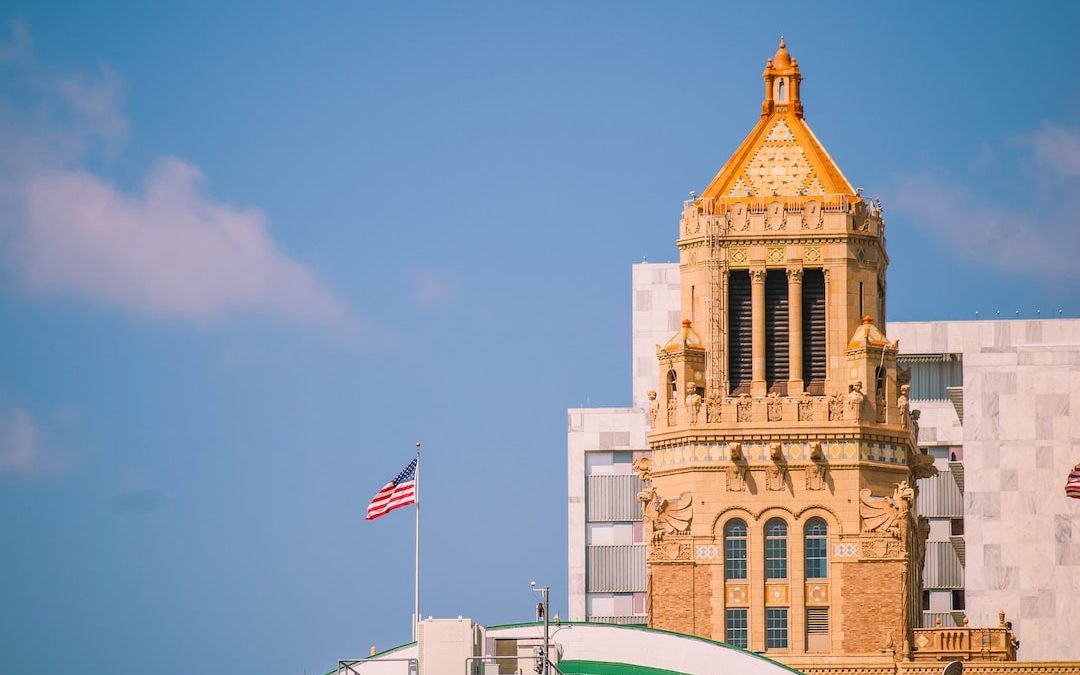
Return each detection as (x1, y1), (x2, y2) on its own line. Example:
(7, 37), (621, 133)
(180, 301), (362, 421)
(678, 194), (884, 242)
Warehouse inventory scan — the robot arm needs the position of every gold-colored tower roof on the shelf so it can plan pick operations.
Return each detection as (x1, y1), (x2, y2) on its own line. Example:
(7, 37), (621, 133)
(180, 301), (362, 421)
(700, 38), (856, 200)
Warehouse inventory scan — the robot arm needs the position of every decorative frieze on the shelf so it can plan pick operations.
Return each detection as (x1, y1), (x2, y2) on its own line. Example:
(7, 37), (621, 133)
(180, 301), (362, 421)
(648, 440), (906, 470)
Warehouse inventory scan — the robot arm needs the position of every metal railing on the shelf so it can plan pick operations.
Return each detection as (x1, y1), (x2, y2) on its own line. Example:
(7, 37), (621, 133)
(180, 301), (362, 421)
(683, 194), (857, 214)
(464, 655), (562, 675)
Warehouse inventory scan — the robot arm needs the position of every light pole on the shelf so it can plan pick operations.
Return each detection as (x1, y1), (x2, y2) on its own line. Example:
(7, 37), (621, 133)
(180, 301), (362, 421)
(530, 581), (550, 675)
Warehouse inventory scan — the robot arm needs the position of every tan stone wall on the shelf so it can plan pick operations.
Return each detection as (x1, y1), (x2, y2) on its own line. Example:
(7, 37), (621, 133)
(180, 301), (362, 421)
(650, 564), (695, 635)
(693, 563), (713, 637)
(790, 662), (1080, 675)
(841, 560), (905, 654)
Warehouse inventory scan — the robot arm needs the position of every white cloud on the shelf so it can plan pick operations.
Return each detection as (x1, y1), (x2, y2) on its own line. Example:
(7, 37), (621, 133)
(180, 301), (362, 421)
(886, 122), (1080, 280)
(1024, 122), (1080, 179)
(0, 402), (41, 475)
(19, 158), (352, 324)
(0, 22), (356, 330)
(52, 64), (128, 147)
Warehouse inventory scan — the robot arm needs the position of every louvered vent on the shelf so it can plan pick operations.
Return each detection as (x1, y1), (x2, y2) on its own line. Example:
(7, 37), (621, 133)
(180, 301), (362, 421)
(765, 270), (789, 394)
(806, 607), (829, 634)
(728, 271), (752, 395)
(802, 269), (826, 394)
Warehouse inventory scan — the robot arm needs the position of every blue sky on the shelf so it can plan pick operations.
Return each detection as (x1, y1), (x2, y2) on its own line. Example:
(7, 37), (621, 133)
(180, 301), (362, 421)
(1, 2), (1078, 673)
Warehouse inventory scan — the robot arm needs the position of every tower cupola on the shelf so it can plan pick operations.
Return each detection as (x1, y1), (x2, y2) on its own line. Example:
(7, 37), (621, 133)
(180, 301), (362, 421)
(762, 36), (804, 119)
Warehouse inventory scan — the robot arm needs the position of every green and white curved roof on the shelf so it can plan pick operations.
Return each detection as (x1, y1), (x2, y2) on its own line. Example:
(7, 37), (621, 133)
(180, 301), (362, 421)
(345, 621), (803, 675)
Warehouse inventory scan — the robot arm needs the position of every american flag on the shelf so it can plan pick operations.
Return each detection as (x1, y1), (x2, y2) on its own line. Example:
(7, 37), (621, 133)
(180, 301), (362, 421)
(366, 458), (417, 520)
(1067, 464), (1080, 500)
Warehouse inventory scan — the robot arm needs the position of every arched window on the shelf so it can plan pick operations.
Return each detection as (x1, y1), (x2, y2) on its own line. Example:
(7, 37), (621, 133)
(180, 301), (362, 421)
(765, 518), (788, 580)
(805, 518), (828, 579)
(667, 369), (678, 399)
(777, 79), (786, 103)
(724, 519), (748, 580)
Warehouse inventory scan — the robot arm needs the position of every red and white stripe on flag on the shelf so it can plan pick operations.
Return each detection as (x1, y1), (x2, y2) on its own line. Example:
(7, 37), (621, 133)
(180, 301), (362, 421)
(366, 458), (417, 520)
(1067, 464), (1080, 500)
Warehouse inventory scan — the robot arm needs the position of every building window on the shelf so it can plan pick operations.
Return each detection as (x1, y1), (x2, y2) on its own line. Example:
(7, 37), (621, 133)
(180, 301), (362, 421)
(726, 608), (748, 648)
(801, 269), (826, 394)
(921, 590), (930, 612)
(804, 518), (828, 579)
(766, 608), (789, 649)
(765, 270), (790, 394)
(728, 271), (752, 394)
(950, 518), (964, 536)
(765, 518), (788, 580)
(952, 590), (965, 611)
(724, 519), (748, 580)
(667, 369), (678, 399)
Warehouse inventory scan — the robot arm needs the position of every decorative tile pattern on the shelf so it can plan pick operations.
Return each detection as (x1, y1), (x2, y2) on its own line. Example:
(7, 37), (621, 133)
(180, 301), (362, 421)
(832, 543), (858, 558)
(696, 544), (720, 559)
(726, 584), (749, 606)
(765, 119), (795, 142)
(767, 246), (786, 263)
(765, 583), (790, 606)
(805, 582), (830, 605)
(649, 441), (904, 469)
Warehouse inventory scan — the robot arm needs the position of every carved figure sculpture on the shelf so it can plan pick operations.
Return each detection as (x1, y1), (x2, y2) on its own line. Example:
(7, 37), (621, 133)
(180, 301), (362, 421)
(766, 442), (786, 491)
(666, 395), (677, 425)
(706, 394), (722, 423)
(910, 408), (921, 443)
(767, 392), (783, 421)
(846, 381), (866, 421)
(737, 395), (752, 422)
(897, 384), (910, 428)
(685, 382), (702, 425)
(638, 486), (693, 543)
(798, 395), (814, 422)
(907, 445), (938, 480)
(727, 443), (747, 491)
(828, 393), (844, 421)
(859, 480), (915, 538)
(632, 456), (652, 483)
(809, 440), (824, 460)
(766, 464), (786, 491)
(647, 390), (660, 428)
(806, 462), (827, 491)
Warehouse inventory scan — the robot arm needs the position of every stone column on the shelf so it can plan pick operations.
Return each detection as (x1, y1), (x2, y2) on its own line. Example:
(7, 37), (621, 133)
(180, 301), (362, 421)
(787, 267), (804, 395)
(750, 268), (766, 397)
(717, 267), (729, 399)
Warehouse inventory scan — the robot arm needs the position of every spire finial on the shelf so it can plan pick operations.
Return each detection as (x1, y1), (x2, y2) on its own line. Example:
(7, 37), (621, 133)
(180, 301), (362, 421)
(779, 35), (785, 48)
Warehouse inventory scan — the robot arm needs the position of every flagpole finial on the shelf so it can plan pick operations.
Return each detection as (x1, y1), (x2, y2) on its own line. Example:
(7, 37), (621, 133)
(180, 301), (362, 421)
(416, 441), (422, 449)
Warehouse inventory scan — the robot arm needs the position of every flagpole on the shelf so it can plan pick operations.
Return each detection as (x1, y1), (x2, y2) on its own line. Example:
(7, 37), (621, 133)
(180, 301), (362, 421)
(413, 440), (421, 641)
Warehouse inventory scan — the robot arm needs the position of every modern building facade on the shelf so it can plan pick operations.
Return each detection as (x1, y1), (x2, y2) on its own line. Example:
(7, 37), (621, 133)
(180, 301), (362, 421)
(567, 39), (1080, 671)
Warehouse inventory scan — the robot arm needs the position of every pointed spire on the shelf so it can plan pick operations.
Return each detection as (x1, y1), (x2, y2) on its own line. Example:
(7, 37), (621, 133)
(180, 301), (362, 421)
(774, 36), (792, 68)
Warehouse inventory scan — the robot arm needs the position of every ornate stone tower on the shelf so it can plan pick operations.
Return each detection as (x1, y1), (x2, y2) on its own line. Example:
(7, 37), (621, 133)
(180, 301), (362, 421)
(639, 39), (935, 665)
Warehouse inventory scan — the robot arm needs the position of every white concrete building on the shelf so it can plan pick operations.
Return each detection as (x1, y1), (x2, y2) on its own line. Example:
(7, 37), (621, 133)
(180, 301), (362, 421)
(889, 320), (1080, 661)
(568, 263), (1080, 661)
